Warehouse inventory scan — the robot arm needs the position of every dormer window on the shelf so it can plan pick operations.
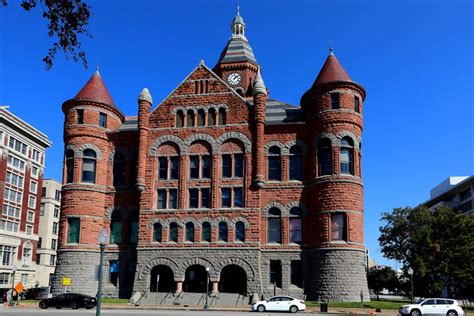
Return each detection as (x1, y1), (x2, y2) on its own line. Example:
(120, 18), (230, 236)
(331, 93), (340, 109)
(354, 96), (360, 113)
(99, 112), (107, 128)
(77, 109), (84, 124)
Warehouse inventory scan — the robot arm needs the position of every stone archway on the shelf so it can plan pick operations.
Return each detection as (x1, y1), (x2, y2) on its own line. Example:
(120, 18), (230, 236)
(150, 265), (174, 293)
(184, 265), (209, 293)
(220, 264), (247, 295)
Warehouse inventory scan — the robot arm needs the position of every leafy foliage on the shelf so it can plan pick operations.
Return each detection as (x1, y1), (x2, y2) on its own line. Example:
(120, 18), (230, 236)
(367, 266), (400, 299)
(379, 206), (474, 297)
(1, 0), (91, 69)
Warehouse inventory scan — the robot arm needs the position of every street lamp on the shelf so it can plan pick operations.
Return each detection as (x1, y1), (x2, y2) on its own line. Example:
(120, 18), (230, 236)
(204, 267), (210, 310)
(96, 229), (108, 316)
(10, 265), (17, 304)
(408, 267), (414, 303)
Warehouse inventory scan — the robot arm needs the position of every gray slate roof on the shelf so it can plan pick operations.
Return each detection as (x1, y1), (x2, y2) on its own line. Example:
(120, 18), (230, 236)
(217, 37), (257, 65)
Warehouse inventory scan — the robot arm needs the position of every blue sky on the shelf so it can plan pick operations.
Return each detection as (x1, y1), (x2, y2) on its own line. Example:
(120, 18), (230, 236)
(0, 0), (472, 267)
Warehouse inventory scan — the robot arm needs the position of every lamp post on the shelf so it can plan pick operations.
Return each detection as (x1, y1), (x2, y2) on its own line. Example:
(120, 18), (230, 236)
(96, 229), (108, 316)
(408, 268), (414, 303)
(204, 267), (210, 310)
(10, 265), (17, 304)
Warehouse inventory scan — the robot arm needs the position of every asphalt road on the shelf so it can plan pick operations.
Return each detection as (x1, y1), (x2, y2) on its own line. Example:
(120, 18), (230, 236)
(0, 307), (299, 316)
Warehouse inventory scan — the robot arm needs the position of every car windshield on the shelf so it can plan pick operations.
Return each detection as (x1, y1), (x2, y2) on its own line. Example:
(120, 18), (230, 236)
(415, 298), (425, 304)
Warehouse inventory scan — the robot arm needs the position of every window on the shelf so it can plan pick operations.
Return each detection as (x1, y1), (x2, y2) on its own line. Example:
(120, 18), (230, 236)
(460, 188), (472, 201)
(52, 222), (58, 234)
(67, 218), (80, 243)
(208, 108), (216, 126)
(50, 255), (56, 266)
(110, 210), (122, 244)
(289, 146), (303, 180)
(28, 195), (37, 208)
(6, 171), (24, 188)
(189, 156), (199, 179)
(109, 260), (119, 286)
(202, 156), (211, 178)
(38, 237), (42, 248)
(157, 189), (178, 209)
(289, 207), (302, 244)
(169, 189), (178, 209)
(340, 137), (354, 175)
(54, 207), (60, 218)
(331, 93), (340, 109)
(66, 150), (74, 183)
(188, 188), (210, 208)
(42, 187), (46, 197)
(218, 222), (228, 242)
(185, 222), (194, 242)
(153, 223), (162, 242)
(158, 157), (168, 180)
(222, 155), (232, 178)
(0, 245), (14, 266)
(317, 138), (332, 176)
(82, 149), (97, 183)
(2, 204), (20, 218)
(30, 181), (37, 193)
(234, 187), (243, 207)
(55, 190), (61, 201)
(222, 153), (244, 178)
(169, 222), (178, 242)
(218, 108), (226, 125)
(4, 188), (22, 204)
(0, 220), (19, 232)
(22, 247), (31, 266)
(291, 261), (303, 287)
(176, 110), (184, 128)
(270, 260), (282, 287)
(99, 112), (107, 128)
(268, 208), (281, 243)
(197, 109), (205, 126)
(202, 222), (211, 242)
(158, 156), (179, 180)
(51, 239), (57, 250)
(77, 109), (84, 124)
(8, 136), (27, 155)
(157, 190), (166, 209)
(36, 254), (41, 264)
(221, 188), (231, 208)
(129, 217), (138, 244)
(7, 155), (25, 171)
(186, 110), (194, 127)
(0, 273), (10, 285)
(354, 96), (360, 113)
(235, 221), (245, 242)
(113, 153), (126, 186)
(26, 224), (33, 235)
(32, 149), (41, 162)
(221, 187), (243, 208)
(27, 211), (34, 223)
(331, 213), (347, 241)
(40, 203), (45, 215)
(268, 146), (281, 181)
(31, 166), (39, 178)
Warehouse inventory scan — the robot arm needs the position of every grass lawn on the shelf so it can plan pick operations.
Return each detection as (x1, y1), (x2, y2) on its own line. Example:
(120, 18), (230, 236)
(102, 298), (129, 304)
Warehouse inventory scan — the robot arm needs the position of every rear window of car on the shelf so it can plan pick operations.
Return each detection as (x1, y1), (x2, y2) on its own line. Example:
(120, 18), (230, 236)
(436, 299), (447, 304)
(446, 300), (454, 305)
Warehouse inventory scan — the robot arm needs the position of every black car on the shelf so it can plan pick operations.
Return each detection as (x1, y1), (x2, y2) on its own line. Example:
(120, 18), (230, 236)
(39, 293), (96, 309)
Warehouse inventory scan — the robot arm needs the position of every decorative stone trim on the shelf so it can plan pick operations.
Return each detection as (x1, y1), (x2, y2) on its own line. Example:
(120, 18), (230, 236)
(148, 135), (186, 157)
(108, 148), (132, 161)
(231, 216), (250, 228)
(214, 257), (256, 280)
(138, 256), (180, 280)
(314, 133), (338, 147)
(213, 216), (234, 226)
(337, 131), (359, 148)
(262, 202), (288, 216)
(284, 140), (308, 155)
(184, 133), (219, 153)
(78, 144), (103, 160)
(171, 104), (230, 114)
(147, 218), (166, 229)
(65, 144), (81, 158)
(182, 218), (201, 228)
(286, 201), (308, 216)
(216, 132), (252, 153)
(264, 141), (285, 155)
(162, 217), (185, 227)
(105, 205), (126, 220)
(179, 257), (215, 276)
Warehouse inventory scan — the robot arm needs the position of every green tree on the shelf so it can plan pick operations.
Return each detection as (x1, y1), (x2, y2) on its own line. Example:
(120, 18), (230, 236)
(379, 206), (474, 297)
(367, 266), (399, 300)
(1, 0), (91, 69)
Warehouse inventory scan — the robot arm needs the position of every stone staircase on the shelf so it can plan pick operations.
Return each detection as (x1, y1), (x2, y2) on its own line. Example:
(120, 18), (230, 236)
(137, 291), (250, 307)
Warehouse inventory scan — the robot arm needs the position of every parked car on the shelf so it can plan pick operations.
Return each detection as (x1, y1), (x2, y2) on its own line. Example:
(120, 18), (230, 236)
(252, 296), (306, 313)
(399, 298), (464, 316)
(39, 293), (97, 309)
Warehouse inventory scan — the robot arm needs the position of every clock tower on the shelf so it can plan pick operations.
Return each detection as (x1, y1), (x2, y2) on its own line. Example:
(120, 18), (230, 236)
(214, 9), (259, 97)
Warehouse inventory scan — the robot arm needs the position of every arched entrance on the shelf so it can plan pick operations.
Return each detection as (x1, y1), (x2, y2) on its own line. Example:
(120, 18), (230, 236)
(220, 264), (247, 294)
(184, 265), (209, 293)
(150, 265), (174, 292)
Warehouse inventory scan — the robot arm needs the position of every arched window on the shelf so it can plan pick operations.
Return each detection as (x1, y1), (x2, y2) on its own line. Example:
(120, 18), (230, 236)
(185, 222), (195, 242)
(340, 137), (354, 175)
(82, 149), (97, 183)
(110, 210), (122, 244)
(235, 221), (245, 242)
(268, 207), (281, 243)
(289, 207), (302, 244)
(169, 222), (178, 242)
(186, 110), (195, 127)
(113, 153), (126, 186)
(202, 222), (211, 242)
(22, 243), (32, 267)
(317, 139), (332, 176)
(176, 110), (184, 128)
(129, 211), (138, 244)
(218, 222), (228, 242)
(218, 108), (226, 125)
(208, 108), (216, 126)
(66, 149), (74, 183)
(289, 146), (303, 180)
(197, 109), (205, 127)
(153, 223), (162, 242)
(268, 146), (281, 181)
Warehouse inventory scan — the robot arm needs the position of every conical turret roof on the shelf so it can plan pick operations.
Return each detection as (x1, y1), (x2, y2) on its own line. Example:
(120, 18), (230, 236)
(74, 69), (115, 106)
(312, 49), (352, 86)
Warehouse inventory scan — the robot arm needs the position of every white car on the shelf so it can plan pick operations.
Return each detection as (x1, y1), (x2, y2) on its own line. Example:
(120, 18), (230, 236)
(399, 298), (464, 316)
(252, 296), (306, 313)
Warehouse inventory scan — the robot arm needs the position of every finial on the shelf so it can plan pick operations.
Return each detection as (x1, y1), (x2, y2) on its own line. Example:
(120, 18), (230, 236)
(199, 59), (205, 66)
(329, 40), (334, 56)
(138, 88), (153, 104)
(237, 1), (240, 15)
(94, 66), (100, 76)
(252, 66), (267, 96)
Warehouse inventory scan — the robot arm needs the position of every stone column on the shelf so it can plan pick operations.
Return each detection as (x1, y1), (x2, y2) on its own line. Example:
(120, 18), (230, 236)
(178, 155), (187, 209)
(136, 88), (152, 192)
(211, 154), (219, 208)
(211, 281), (219, 293)
(175, 278), (184, 293)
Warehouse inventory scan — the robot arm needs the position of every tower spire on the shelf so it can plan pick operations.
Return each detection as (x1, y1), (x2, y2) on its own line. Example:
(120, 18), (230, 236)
(231, 5), (246, 38)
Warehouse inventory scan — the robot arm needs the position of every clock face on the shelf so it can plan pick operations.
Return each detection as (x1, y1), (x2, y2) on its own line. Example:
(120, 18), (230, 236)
(227, 73), (241, 85)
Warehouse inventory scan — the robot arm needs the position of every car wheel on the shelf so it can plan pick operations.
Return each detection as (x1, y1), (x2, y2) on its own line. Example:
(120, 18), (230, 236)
(85, 306), (93, 310)
(446, 310), (457, 316)
(290, 305), (298, 313)
(410, 309), (421, 316)
(39, 301), (48, 309)
(257, 304), (266, 312)
(71, 302), (78, 309)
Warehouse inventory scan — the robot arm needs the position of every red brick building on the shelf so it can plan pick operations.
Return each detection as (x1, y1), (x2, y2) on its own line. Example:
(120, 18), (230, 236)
(54, 12), (368, 302)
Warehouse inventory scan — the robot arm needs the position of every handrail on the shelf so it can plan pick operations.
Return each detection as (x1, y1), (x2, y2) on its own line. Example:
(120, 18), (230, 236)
(197, 292), (207, 305)
(134, 286), (151, 306)
(159, 291), (172, 305)
(172, 291), (183, 305)
(210, 291), (220, 306)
